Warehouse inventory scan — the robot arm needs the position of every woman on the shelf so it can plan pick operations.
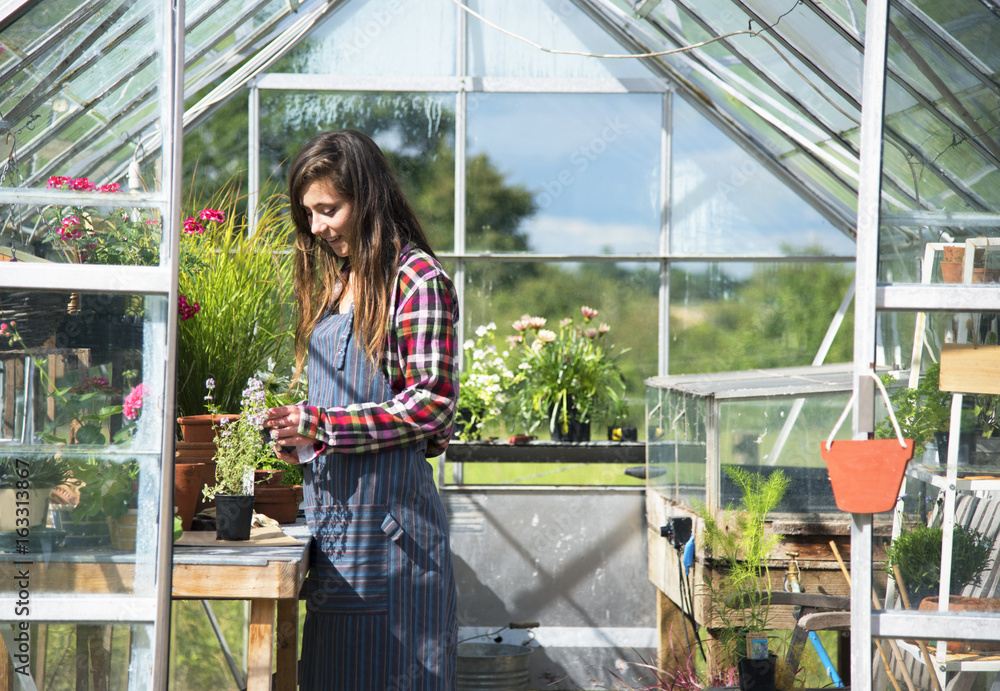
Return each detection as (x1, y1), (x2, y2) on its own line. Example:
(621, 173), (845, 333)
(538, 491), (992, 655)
(265, 129), (458, 690)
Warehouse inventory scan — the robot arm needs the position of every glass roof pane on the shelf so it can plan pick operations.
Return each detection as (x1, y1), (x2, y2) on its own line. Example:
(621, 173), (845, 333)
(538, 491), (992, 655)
(467, 0), (654, 79)
(662, 0), (862, 134)
(466, 92), (662, 255)
(882, 1), (1000, 214)
(270, 0), (457, 76)
(671, 97), (855, 256)
(0, 0), (163, 190)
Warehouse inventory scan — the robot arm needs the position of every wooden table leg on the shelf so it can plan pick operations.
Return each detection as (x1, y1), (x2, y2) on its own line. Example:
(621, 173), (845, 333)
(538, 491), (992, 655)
(247, 599), (275, 691)
(275, 599), (299, 691)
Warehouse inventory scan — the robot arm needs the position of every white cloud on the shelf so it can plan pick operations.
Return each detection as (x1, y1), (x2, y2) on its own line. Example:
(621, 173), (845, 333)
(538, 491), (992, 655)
(526, 214), (657, 254)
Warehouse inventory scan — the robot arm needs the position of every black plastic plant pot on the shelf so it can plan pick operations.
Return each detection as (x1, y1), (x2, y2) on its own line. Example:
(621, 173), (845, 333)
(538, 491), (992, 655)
(215, 494), (255, 541)
(738, 655), (777, 691)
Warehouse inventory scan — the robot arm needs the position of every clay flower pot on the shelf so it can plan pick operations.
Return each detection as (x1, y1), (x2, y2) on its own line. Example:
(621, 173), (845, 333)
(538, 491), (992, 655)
(177, 414), (239, 443)
(253, 485), (303, 524)
(821, 438), (915, 513)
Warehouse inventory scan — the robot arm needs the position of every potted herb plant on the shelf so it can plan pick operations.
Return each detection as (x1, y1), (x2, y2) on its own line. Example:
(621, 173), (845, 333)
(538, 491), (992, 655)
(506, 306), (628, 442)
(202, 377), (272, 540)
(887, 522), (992, 604)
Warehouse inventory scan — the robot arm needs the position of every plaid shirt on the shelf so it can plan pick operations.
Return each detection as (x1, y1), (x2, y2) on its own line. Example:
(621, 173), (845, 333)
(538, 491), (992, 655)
(297, 245), (459, 458)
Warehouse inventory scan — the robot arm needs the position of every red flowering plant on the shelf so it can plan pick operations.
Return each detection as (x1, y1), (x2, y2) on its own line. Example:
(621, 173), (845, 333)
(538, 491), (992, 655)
(40, 175), (216, 316)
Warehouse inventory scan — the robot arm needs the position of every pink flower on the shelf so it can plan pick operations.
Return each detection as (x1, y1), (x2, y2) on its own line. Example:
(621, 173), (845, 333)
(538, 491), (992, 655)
(199, 208), (225, 223)
(123, 383), (148, 420)
(183, 217), (206, 235)
(69, 178), (95, 191)
(598, 323), (610, 334)
(581, 306), (598, 321)
(537, 329), (556, 343)
(584, 328), (598, 339)
(559, 318), (573, 328)
(98, 182), (121, 193)
(47, 176), (70, 189)
(526, 316), (546, 330)
(178, 294), (201, 321)
(59, 215), (83, 240)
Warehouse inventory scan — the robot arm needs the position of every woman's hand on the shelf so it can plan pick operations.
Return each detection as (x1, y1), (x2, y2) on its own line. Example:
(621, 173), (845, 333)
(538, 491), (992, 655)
(265, 405), (314, 463)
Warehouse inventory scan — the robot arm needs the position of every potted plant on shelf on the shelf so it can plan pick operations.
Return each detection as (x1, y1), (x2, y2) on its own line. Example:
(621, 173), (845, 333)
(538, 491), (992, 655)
(887, 522), (992, 604)
(202, 377), (272, 540)
(877, 362), (996, 466)
(887, 520), (999, 652)
(71, 457), (140, 550)
(506, 306), (628, 442)
(0, 455), (72, 532)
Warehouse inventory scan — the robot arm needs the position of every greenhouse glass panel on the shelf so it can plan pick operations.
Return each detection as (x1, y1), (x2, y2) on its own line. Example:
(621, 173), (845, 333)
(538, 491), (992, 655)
(258, 90), (456, 251)
(0, 0), (165, 190)
(270, 0), (456, 77)
(463, 259), (657, 433)
(671, 97), (856, 256)
(645, 365), (854, 516)
(668, 260), (855, 374)
(466, 92), (662, 255)
(466, 0), (655, 79)
(0, 289), (166, 596)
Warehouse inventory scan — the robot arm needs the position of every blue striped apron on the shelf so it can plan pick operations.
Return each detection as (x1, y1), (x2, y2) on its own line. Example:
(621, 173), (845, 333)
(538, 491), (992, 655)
(300, 307), (457, 690)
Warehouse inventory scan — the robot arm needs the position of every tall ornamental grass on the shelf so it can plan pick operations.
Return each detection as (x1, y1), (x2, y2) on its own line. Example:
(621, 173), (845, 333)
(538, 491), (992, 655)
(176, 188), (295, 417)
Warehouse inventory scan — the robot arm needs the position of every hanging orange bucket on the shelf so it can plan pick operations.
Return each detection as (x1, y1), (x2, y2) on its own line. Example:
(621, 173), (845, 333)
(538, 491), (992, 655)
(820, 372), (915, 514)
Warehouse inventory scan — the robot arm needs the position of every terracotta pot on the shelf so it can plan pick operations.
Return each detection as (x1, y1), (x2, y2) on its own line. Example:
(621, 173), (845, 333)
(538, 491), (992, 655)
(175, 441), (218, 463)
(820, 438), (915, 513)
(918, 596), (1000, 653)
(173, 463), (205, 531)
(253, 485), (303, 524)
(176, 414), (239, 443)
(254, 469), (284, 487)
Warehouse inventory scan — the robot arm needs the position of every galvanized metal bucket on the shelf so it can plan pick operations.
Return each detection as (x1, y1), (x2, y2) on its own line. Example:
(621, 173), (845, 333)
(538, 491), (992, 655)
(456, 642), (532, 691)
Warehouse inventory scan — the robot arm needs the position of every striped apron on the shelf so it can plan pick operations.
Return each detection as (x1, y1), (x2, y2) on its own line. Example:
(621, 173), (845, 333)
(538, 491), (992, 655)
(299, 307), (458, 690)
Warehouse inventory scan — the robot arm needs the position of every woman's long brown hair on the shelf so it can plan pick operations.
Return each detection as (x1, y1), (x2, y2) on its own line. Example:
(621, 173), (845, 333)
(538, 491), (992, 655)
(287, 130), (437, 380)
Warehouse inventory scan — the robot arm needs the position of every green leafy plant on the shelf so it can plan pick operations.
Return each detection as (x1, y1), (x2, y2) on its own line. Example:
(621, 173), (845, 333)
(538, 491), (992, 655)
(175, 186), (295, 417)
(71, 458), (140, 520)
(203, 377), (272, 500)
(456, 322), (518, 441)
(887, 523), (993, 603)
(506, 306), (629, 437)
(0, 456), (71, 489)
(876, 362), (1000, 453)
(698, 466), (790, 671)
(875, 364), (951, 455)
